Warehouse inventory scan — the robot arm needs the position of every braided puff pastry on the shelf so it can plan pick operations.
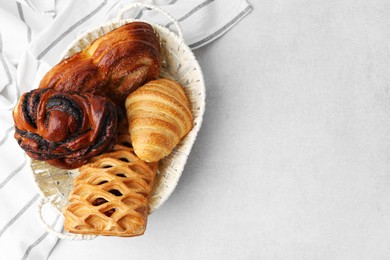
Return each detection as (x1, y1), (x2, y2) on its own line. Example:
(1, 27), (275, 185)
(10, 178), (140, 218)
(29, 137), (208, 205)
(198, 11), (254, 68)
(13, 88), (118, 169)
(64, 140), (157, 237)
(39, 22), (160, 106)
(125, 78), (193, 162)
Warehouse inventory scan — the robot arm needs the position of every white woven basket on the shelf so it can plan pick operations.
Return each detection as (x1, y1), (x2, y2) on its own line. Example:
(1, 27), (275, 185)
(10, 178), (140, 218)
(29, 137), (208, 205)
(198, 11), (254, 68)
(32, 2), (205, 240)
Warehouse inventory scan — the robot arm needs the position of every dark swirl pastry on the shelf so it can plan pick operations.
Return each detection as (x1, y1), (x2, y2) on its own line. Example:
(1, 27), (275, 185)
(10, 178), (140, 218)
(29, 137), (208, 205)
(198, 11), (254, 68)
(38, 22), (160, 107)
(13, 88), (118, 169)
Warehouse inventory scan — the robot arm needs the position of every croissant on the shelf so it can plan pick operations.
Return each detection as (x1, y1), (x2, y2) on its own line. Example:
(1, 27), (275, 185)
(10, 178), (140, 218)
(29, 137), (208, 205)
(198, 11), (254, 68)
(38, 22), (160, 107)
(64, 137), (158, 237)
(13, 88), (118, 169)
(125, 78), (193, 162)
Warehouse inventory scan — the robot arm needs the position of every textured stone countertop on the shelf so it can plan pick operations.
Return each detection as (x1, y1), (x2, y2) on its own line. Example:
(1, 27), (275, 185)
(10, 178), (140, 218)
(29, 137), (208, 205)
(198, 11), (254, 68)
(52, 1), (390, 259)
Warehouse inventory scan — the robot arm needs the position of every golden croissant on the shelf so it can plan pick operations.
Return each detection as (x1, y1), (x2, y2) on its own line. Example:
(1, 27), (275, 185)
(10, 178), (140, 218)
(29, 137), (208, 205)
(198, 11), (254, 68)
(125, 78), (193, 162)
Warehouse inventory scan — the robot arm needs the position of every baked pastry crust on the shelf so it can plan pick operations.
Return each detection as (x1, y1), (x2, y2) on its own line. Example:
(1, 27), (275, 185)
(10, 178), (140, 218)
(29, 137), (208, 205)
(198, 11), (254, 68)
(38, 22), (160, 107)
(64, 138), (157, 237)
(13, 88), (118, 169)
(125, 78), (193, 162)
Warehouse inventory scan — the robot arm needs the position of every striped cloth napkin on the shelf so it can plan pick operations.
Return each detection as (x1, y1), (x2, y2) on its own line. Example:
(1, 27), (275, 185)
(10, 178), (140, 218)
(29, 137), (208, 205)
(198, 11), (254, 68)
(0, 0), (251, 259)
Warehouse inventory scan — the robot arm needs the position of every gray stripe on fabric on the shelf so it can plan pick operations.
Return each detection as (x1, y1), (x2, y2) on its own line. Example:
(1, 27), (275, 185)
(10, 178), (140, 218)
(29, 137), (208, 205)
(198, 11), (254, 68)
(0, 156), (27, 190)
(37, 0), (108, 60)
(17, 2), (32, 42)
(165, 0), (215, 28)
(0, 194), (39, 237)
(23, 0), (55, 14)
(21, 214), (61, 260)
(189, 5), (252, 49)
(23, 0), (36, 11)
(44, 10), (56, 15)
(21, 232), (50, 260)
(0, 32), (20, 108)
(135, 9), (144, 19)
(133, 0), (178, 21)
(0, 126), (14, 147)
(0, 33), (13, 85)
(14, 65), (21, 104)
(46, 230), (61, 260)
(1, 82), (12, 92)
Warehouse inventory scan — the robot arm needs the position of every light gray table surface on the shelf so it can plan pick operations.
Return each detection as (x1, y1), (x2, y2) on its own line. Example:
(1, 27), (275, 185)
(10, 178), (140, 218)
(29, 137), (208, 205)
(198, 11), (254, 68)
(51, 1), (390, 259)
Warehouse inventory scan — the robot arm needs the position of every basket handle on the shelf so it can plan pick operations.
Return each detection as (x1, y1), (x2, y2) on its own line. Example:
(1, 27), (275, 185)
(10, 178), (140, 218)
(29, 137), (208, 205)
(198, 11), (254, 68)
(37, 197), (97, 240)
(116, 2), (184, 40)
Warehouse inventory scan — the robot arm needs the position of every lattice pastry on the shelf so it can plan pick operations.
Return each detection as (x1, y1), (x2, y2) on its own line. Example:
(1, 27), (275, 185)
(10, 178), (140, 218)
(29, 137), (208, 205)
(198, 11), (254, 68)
(64, 140), (157, 237)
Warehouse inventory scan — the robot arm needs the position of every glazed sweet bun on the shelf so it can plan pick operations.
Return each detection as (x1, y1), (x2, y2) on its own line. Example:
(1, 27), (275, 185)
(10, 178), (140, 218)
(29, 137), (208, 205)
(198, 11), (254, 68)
(38, 22), (160, 107)
(13, 88), (118, 169)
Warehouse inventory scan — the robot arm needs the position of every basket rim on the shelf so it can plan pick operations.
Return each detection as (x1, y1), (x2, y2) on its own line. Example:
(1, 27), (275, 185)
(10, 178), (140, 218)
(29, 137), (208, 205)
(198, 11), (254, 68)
(31, 18), (206, 215)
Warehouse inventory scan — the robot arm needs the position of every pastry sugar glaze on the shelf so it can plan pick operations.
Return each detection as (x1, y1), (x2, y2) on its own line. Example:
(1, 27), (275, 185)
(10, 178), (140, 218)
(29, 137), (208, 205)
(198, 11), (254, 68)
(12, 21), (196, 237)
(38, 22), (160, 107)
(12, 22), (161, 169)
(13, 88), (118, 169)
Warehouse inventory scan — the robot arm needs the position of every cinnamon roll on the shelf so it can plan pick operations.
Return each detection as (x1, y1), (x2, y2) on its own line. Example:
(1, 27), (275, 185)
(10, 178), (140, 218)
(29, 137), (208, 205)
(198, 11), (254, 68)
(13, 88), (118, 169)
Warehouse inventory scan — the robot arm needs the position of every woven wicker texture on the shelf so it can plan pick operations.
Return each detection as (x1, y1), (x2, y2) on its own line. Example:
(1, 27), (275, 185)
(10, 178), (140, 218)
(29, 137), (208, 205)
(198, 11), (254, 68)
(31, 9), (205, 237)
